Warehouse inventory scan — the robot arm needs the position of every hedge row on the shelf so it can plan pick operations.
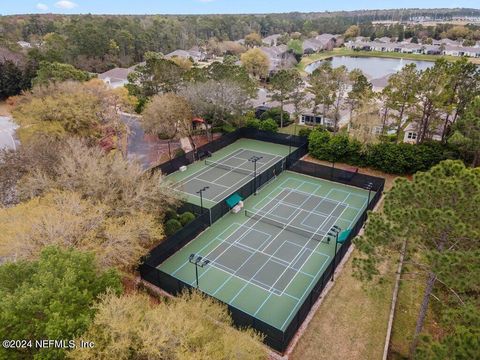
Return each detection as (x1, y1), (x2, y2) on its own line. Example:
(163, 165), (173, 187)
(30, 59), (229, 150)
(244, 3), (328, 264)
(308, 129), (460, 175)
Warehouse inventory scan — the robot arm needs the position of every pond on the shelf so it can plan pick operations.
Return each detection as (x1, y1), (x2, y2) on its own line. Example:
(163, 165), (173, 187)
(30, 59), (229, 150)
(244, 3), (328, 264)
(305, 56), (434, 86)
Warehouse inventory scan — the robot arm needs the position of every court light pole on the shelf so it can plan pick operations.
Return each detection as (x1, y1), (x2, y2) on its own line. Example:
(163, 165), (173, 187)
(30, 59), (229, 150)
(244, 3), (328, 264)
(188, 254), (210, 289)
(196, 186), (209, 214)
(249, 156), (263, 195)
(365, 182), (374, 206)
(328, 225), (342, 282)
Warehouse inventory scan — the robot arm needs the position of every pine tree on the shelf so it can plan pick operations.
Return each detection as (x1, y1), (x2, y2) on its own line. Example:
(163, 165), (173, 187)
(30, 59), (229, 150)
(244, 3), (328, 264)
(353, 160), (480, 357)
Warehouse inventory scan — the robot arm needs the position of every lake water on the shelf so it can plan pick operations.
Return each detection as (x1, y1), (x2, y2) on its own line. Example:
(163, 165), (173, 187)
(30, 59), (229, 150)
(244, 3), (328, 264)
(305, 56), (434, 87)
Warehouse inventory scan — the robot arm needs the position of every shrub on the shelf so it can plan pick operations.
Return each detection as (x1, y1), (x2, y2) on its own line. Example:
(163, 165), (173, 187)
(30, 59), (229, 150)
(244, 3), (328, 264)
(298, 127), (313, 138)
(258, 118), (278, 133)
(222, 124), (236, 133)
(245, 118), (261, 129)
(174, 148), (185, 158)
(308, 129), (331, 159)
(308, 129), (459, 175)
(259, 107), (291, 127)
(179, 212), (195, 226)
(165, 219), (182, 236)
(165, 208), (178, 221)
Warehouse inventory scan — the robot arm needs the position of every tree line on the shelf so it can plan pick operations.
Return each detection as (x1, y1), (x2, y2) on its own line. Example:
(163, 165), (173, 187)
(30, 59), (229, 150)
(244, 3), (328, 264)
(1, 9), (479, 72)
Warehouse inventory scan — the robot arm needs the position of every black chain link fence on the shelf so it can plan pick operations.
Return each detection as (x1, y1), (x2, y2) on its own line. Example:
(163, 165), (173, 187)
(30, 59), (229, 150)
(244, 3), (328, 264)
(140, 131), (384, 353)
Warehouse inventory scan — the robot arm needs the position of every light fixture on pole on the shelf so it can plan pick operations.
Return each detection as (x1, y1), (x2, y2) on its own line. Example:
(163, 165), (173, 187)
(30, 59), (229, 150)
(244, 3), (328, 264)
(365, 182), (374, 206)
(249, 156), (263, 195)
(188, 253), (210, 289)
(328, 225), (342, 282)
(196, 186), (209, 213)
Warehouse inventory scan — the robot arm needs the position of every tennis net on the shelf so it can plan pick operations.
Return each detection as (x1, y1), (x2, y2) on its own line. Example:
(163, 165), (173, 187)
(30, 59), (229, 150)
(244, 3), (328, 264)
(205, 160), (253, 176)
(244, 209), (326, 242)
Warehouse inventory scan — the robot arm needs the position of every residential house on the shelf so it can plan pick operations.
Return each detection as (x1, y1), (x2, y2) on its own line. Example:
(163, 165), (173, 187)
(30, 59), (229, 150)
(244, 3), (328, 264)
(376, 37), (393, 43)
(165, 48), (206, 62)
(316, 34), (337, 50)
(433, 38), (463, 47)
(399, 43), (424, 54)
(423, 45), (442, 55)
(403, 122), (442, 144)
(251, 88), (337, 128)
(443, 45), (480, 57)
(98, 67), (134, 88)
(462, 47), (480, 57)
(302, 34), (337, 54)
(442, 45), (463, 56)
(353, 36), (369, 43)
(260, 45), (297, 73)
(262, 34), (282, 47)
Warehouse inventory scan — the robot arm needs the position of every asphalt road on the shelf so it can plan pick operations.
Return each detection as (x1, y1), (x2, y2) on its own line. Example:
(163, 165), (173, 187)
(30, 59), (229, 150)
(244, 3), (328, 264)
(120, 113), (180, 170)
(0, 116), (18, 151)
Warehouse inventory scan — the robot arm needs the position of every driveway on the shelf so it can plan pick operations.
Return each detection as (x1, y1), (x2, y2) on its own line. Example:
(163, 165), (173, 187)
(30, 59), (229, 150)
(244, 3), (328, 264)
(120, 113), (180, 170)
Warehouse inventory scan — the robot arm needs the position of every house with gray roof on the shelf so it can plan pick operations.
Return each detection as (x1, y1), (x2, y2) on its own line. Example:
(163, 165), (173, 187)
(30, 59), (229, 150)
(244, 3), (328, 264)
(98, 67), (133, 88)
(165, 48), (206, 62)
(302, 34), (337, 54)
(262, 34), (282, 47)
(376, 37), (393, 43)
(260, 45), (297, 73)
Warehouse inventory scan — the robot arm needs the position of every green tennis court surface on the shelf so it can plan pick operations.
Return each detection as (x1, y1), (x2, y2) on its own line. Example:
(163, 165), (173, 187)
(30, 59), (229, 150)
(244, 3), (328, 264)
(159, 171), (371, 331)
(165, 139), (293, 208)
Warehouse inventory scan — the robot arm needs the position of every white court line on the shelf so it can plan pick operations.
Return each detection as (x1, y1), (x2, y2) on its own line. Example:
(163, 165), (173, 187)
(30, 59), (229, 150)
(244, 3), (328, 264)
(170, 177), (295, 278)
(208, 151), (283, 202)
(174, 148), (245, 186)
(209, 153), (284, 202)
(208, 255), (302, 300)
(252, 187), (335, 314)
(279, 195), (366, 329)
(286, 170), (374, 196)
(221, 227), (318, 277)
(205, 184), (309, 302)
(175, 148), (282, 202)
(210, 153), (255, 183)
(209, 261), (301, 302)
(199, 186), (296, 297)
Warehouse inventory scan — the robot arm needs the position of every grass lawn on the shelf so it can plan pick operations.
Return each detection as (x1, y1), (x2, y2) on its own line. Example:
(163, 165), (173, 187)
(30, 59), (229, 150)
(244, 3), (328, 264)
(297, 47), (480, 72)
(388, 266), (439, 359)
(290, 250), (396, 360)
(278, 123), (310, 136)
(292, 158), (440, 359)
(289, 158), (402, 360)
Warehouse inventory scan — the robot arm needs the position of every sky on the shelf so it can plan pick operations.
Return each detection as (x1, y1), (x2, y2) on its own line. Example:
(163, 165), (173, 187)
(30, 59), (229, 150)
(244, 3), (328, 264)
(1, 0), (479, 15)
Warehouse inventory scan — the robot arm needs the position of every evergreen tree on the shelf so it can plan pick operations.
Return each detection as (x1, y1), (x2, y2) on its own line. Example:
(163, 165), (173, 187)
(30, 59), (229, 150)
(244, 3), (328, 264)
(0, 246), (122, 360)
(354, 160), (480, 357)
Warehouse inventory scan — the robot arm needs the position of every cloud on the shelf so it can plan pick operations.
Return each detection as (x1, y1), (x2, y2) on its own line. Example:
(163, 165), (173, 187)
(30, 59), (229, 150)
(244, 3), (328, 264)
(55, 0), (78, 9)
(36, 3), (49, 11)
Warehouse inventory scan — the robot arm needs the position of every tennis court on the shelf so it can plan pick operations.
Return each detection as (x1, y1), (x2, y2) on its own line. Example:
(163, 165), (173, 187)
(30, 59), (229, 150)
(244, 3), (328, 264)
(159, 171), (371, 331)
(166, 139), (292, 208)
